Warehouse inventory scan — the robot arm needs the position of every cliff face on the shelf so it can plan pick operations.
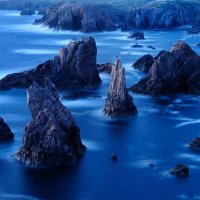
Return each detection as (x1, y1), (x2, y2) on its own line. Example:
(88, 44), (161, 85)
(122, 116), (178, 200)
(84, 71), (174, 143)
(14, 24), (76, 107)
(0, 37), (101, 90)
(104, 59), (137, 118)
(131, 41), (200, 95)
(35, 3), (117, 32)
(123, 2), (200, 30)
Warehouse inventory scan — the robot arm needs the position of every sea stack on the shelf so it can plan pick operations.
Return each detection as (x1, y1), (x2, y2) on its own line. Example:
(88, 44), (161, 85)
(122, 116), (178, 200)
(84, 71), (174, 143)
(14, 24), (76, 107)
(15, 79), (85, 168)
(0, 37), (101, 90)
(104, 59), (137, 117)
(131, 41), (200, 95)
(0, 117), (14, 141)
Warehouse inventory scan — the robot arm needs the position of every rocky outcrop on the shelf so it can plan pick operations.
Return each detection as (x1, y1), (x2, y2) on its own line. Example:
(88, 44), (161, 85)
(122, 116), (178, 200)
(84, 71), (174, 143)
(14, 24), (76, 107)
(0, 117), (14, 141)
(170, 164), (189, 177)
(0, 37), (101, 90)
(131, 41), (200, 95)
(123, 2), (200, 30)
(96, 63), (113, 74)
(104, 59), (137, 118)
(15, 80), (85, 168)
(132, 54), (154, 73)
(128, 31), (144, 40)
(188, 137), (200, 150)
(20, 8), (35, 15)
(35, 3), (117, 32)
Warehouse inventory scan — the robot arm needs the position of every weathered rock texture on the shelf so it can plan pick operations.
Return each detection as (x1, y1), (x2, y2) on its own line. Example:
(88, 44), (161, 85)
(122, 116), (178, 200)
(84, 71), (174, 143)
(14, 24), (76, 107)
(128, 31), (144, 40)
(97, 63), (114, 74)
(0, 117), (14, 141)
(131, 41), (200, 95)
(0, 37), (101, 90)
(123, 2), (200, 30)
(132, 54), (154, 72)
(188, 137), (200, 150)
(35, 3), (117, 32)
(104, 59), (137, 117)
(15, 80), (85, 168)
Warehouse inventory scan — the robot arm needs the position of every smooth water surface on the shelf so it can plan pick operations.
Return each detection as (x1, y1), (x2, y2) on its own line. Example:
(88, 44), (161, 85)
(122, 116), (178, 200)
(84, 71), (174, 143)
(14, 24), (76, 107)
(0, 10), (200, 200)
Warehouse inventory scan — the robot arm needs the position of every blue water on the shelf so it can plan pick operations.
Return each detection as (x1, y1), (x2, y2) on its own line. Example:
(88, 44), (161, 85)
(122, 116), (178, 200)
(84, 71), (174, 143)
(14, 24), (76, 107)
(1, 10), (200, 200)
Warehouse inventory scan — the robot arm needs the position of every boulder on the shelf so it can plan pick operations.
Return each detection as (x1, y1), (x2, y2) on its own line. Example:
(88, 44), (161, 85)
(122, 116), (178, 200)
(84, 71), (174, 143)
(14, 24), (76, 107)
(131, 41), (200, 95)
(35, 3), (116, 33)
(104, 59), (137, 118)
(15, 80), (85, 168)
(132, 54), (154, 72)
(0, 117), (14, 141)
(0, 37), (101, 90)
(170, 164), (189, 177)
(188, 137), (200, 150)
(128, 31), (144, 40)
(20, 8), (35, 15)
(96, 63), (113, 74)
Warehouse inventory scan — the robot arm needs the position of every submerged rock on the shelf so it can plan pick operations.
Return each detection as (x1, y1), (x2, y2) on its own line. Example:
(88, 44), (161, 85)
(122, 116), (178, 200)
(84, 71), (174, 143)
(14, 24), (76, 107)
(35, 3), (116, 33)
(171, 164), (189, 177)
(20, 8), (35, 15)
(0, 37), (101, 90)
(104, 59), (137, 118)
(132, 44), (143, 48)
(131, 41), (200, 95)
(0, 117), (14, 141)
(132, 54), (154, 73)
(110, 153), (118, 161)
(96, 63), (113, 74)
(15, 80), (85, 168)
(147, 45), (156, 50)
(128, 31), (144, 40)
(188, 137), (200, 150)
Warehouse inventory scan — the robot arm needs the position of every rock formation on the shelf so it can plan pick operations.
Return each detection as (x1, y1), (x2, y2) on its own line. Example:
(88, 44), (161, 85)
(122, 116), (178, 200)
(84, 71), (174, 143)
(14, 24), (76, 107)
(104, 59), (137, 117)
(35, 3), (117, 32)
(170, 164), (189, 177)
(188, 137), (200, 150)
(128, 31), (144, 40)
(123, 1), (200, 30)
(96, 63), (113, 74)
(131, 41), (200, 95)
(0, 117), (14, 141)
(132, 54), (154, 73)
(15, 79), (85, 168)
(0, 37), (101, 90)
(20, 8), (35, 15)
(132, 44), (143, 48)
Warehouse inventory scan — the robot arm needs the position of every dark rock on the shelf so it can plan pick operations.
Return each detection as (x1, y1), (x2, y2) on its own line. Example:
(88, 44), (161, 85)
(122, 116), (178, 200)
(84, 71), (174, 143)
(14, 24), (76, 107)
(123, 2), (200, 30)
(15, 80), (85, 168)
(131, 41), (200, 95)
(170, 164), (189, 177)
(110, 153), (118, 161)
(20, 8), (35, 15)
(104, 59), (137, 118)
(96, 63), (114, 74)
(132, 45), (143, 48)
(147, 45), (156, 50)
(0, 37), (101, 90)
(35, 3), (116, 33)
(128, 31), (144, 40)
(188, 137), (200, 150)
(37, 9), (45, 15)
(132, 54), (154, 72)
(197, 43), (200, 47)
(0, 117), (14, 141)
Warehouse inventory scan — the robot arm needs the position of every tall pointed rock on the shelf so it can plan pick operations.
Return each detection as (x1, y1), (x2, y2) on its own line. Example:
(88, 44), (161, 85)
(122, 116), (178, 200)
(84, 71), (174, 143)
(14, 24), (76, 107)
(104, 59), (137, 117)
